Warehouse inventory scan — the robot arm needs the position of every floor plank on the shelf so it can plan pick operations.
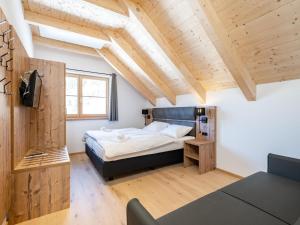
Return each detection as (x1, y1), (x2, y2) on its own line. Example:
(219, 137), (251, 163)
(16, 154), (239, 225)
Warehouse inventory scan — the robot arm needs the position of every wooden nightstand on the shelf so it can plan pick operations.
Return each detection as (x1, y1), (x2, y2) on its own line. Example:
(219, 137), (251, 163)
(184, 139), (216, 174)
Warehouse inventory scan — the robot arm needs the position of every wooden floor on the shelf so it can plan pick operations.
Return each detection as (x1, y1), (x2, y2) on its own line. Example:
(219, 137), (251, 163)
(17, 153), (239, 225)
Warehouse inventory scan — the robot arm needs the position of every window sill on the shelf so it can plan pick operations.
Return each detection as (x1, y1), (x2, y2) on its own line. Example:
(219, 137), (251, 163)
(67, 116), (108, 121)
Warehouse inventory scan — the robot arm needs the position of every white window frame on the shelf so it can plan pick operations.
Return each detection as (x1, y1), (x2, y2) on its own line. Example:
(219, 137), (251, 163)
(66, 73), (109, 120)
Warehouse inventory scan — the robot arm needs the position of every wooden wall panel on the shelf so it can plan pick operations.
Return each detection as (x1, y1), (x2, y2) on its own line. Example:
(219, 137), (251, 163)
(29, 58), (66, 150)
(12, 164), (70, 224)
(11, 30), (31, 168)
(0, 68), (11, 223)
(0, 8), (68, 225)
(0, 10), (11, 222)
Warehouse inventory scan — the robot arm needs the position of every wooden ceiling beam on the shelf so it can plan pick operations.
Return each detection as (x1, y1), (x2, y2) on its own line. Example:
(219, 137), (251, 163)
(33, 35), (100, 57)
(189, 0), (256, 101)
(84, 0), (128, 16)
(97, 48), (157, 105)
(109, 31), (177, 105)
(24, 10), (110, 42)
(122, 0), (206, 103)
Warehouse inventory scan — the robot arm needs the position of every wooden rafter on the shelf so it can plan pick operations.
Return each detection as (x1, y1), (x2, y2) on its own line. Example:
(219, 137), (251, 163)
(33, 35), (99, 57)
(84, 0), (128, 16)
(24, 10), (110, 42)
(109, 31), (177, 105)
(121, 0), (206, 103)
(97, 48), (157, 105)
(189, 0), (256, 101)
(31, 25), (40, 36)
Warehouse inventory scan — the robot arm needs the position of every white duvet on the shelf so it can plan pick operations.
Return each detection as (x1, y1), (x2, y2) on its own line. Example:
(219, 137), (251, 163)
(84, 128), (176, 159)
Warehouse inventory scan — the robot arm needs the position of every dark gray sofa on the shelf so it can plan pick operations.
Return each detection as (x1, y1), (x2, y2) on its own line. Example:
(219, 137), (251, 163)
(127, 154), (300, 225)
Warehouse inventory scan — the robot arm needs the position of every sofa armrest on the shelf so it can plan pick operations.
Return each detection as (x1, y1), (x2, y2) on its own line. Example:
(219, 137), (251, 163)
(127, 199), (160, 225)
(268, 154), (300, 181)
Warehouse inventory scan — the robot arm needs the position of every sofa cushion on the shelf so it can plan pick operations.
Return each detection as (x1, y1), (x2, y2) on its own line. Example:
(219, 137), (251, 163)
(157, 191), (286, 225)
(221, 172), (300, 224)
(268, 154), (300, 181)
(295, 218), (300, 225)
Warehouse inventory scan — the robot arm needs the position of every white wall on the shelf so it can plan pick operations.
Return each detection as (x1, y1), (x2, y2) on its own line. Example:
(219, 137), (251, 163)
(34, 44), (147, 153)
(0, 0), (34, 57)
(150, 80), (300, 177)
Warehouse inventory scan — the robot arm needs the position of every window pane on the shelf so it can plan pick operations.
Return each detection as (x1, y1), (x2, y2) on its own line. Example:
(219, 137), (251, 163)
(82, 78), (107, 97)
(66, 77), (78, 96)
(66, 96), (78, 115)
(82, 97), (106, 115)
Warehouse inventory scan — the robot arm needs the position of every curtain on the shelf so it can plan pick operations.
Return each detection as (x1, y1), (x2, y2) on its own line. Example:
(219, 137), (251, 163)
(109, 73), (118, 121)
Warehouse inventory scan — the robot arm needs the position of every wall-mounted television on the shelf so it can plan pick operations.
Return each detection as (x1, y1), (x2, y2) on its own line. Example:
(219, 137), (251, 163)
(19, 70), (42, 108)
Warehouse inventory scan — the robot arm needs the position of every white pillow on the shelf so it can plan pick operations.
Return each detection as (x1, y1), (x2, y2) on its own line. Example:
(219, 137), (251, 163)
(160, 124), (193, 138)
(143, 121), (169, 132)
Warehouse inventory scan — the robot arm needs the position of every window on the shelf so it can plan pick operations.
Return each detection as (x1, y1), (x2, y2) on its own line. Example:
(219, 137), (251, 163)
(66, 74), (109, 120)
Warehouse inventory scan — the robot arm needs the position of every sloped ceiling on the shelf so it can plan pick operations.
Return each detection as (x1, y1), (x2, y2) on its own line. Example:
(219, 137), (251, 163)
(22, 0), (300, 105)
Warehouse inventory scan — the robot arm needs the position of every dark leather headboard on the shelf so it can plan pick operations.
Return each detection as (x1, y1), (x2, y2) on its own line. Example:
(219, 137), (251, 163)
(152, 107), (197, 137)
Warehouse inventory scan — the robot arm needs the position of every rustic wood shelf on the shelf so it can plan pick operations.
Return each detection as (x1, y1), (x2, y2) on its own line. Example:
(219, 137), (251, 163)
(14, 147), (70, 173)
(185, 152), (199, 160)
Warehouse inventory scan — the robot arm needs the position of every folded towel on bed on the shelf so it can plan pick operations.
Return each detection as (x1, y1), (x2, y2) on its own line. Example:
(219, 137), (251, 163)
(111, 133), (129, 143)
(100, 127), (112, 132)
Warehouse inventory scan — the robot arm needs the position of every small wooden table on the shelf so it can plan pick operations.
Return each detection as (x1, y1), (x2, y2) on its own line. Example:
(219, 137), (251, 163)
(184, 139), (216, 174)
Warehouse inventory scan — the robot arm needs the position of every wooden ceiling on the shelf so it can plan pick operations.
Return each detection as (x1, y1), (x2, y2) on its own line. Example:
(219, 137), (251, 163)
(22, 0), (300, 105)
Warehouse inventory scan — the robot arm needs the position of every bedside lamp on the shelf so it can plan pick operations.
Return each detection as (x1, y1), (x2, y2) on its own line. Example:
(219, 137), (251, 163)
(196, 107), (206, 116)
(142, 109), (149, 126)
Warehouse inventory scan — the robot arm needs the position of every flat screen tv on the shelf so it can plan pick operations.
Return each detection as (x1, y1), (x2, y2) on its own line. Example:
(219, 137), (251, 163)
(19, 70), (42, 108)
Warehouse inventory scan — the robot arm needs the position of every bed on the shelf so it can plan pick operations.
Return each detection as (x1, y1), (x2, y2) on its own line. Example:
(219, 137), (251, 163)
(85, 107), (198, 180)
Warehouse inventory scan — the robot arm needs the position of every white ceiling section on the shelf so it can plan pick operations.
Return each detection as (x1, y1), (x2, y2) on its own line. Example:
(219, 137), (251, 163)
(39, 26), (106, 49)
(109, 39), (163, 97)
(26, 0), (129, 28)
(125, 14), (191, 95)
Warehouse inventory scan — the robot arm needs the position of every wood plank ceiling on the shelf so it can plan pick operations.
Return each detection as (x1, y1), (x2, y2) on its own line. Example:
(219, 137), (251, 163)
(22, 0), (300, 105)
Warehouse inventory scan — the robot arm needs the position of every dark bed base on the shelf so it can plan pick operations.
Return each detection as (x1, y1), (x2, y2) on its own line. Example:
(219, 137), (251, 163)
(85, 144), (183, 180)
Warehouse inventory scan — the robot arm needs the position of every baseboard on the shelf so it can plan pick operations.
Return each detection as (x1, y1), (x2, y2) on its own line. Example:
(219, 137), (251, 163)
(69, 151), (85, 156)
(216, 168), (244, 179)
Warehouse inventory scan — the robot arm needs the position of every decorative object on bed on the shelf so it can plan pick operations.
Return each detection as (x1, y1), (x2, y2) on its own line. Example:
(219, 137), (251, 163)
(84, 106), (200, 180)
(109, 73), (118, 121)
(127, 154), (300, 225)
